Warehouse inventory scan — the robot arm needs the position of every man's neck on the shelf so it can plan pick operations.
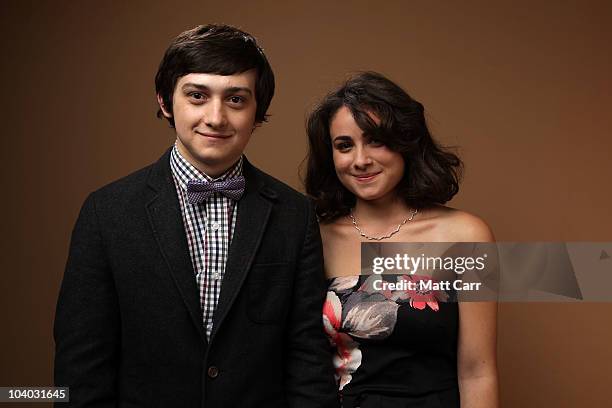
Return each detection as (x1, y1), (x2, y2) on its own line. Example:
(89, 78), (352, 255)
(175, 142), (241, 179)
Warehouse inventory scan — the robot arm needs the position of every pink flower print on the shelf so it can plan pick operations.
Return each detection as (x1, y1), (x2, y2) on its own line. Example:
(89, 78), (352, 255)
(396, 275), (449, 311)
(358, 274), (394, 299)
(328, 275), (360, 292)
(323, 291), (362, 390)
(323, 290), (342, 334)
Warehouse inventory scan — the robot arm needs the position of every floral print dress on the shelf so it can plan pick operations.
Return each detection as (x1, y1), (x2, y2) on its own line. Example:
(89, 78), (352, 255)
(323, 274), (460, 407)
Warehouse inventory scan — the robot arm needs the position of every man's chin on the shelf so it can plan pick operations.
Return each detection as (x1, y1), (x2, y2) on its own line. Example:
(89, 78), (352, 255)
(191, 153), (241, 175)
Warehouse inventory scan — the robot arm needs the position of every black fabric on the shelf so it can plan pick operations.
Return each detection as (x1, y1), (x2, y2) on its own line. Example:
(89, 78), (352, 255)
(329, 275), (459, 408)
(54, 148), (339, 408)
(341, 387), (459, 408)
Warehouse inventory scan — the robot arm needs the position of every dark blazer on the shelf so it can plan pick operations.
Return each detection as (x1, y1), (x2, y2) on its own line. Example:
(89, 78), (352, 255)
(54, 149), (338, 408)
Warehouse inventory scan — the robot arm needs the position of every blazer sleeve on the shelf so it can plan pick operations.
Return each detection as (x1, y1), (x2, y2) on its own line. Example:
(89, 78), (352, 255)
(284, 200), (339, 408)
(54, 192), (120, 407)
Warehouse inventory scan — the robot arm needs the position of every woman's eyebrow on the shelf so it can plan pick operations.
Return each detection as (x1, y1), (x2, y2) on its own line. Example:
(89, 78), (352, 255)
(332, 135), (352, 142)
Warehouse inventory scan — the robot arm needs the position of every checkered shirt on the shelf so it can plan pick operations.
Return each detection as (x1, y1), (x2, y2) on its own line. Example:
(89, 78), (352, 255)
(170, 144), (242, 338)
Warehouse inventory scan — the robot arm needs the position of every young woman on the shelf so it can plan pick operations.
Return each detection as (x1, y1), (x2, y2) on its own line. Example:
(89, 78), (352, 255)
(305, 72), (498, 407)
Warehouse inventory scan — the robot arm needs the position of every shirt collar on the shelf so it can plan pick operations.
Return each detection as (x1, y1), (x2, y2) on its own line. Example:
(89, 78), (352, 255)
(170, 143), (244, 192)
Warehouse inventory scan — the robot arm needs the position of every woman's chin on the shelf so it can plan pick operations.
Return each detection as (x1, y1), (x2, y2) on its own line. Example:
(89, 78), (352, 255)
(351, 186), (400, 204)
(353, 191), (386, 202)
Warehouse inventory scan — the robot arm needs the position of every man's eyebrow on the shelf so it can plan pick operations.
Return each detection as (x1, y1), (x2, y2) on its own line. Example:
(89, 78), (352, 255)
(181, 83), (253, 96)
(225, 86), (253, 96)
(181, 83), (210, 91)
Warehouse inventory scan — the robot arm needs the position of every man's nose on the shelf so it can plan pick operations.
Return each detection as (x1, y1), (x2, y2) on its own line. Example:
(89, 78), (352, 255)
(203, 99), (227, 129)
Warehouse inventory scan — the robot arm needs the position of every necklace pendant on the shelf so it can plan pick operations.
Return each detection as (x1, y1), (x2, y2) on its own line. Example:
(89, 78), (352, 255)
(349, 208), (418, 241)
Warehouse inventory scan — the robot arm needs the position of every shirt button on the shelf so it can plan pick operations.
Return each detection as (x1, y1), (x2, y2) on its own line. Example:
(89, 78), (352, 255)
(212, 271), (221, 280)
(207, 366), (219, 379)
(211, 222), (220, 231)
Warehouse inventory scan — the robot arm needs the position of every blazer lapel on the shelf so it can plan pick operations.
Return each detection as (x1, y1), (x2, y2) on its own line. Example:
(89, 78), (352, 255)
(145, 149), (207, 345)
(211, 159), (275, 340)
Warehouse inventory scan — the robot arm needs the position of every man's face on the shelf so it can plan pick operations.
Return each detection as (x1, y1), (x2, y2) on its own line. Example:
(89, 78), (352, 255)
(159, 70), (257, 177)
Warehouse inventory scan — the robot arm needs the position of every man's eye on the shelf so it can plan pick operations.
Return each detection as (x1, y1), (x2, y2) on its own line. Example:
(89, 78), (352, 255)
(188, 92), (205, 100)
(228, 96), (245, 104)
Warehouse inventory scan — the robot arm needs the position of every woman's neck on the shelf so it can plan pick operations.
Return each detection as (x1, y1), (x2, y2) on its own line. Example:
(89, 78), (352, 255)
(351, 196), (413, 233)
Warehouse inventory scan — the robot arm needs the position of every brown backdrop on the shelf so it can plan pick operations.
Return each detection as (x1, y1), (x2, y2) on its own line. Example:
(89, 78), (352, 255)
(1, 0), (611, 406)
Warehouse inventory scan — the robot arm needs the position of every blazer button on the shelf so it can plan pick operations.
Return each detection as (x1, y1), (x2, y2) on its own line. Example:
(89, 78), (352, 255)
(207, 366), (219, 379)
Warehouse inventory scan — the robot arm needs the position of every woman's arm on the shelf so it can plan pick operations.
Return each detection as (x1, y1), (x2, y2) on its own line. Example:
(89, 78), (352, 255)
(458, 301), (499, 407)
(454, 212), (499, 407)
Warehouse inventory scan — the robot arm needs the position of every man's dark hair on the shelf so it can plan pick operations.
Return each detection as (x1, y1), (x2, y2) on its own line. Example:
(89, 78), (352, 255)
(155, 24), (275, 127)
(304, 71), (463, 222)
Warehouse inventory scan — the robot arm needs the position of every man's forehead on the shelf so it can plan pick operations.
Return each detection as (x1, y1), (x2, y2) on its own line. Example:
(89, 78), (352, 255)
(177, 71), (256, 90)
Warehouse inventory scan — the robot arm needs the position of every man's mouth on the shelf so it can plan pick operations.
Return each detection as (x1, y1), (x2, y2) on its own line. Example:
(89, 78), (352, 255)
(196, 131), (232, 139)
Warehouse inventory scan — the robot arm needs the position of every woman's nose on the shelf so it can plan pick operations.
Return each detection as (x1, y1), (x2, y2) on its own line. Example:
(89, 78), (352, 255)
(353, 145), (373, 168)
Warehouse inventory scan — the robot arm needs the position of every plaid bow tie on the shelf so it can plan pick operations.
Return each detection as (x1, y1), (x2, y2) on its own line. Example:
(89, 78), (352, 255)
(186, 176), (246, 204)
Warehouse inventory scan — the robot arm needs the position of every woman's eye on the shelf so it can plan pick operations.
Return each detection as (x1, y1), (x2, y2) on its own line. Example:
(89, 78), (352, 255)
(335, 142), (352, 151)
(368, 139), (384, 147)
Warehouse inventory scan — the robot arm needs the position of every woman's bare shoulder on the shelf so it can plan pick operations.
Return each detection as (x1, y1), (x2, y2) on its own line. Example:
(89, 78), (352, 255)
(422, 206), (495, 242)
(319, 215), (352, 239)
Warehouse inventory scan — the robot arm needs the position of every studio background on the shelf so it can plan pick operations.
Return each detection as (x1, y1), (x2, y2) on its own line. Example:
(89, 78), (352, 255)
(1, 1), (611, 407)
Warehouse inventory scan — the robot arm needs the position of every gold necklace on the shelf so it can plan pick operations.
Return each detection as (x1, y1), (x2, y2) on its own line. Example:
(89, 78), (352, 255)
(349, 208), (418, 241)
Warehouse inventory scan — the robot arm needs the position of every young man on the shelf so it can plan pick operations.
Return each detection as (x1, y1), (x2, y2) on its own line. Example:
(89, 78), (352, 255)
(54, 25), (338, 407)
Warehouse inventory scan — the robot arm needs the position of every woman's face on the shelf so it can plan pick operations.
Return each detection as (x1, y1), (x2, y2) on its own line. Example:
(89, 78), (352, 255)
(329, 106), (405, 203)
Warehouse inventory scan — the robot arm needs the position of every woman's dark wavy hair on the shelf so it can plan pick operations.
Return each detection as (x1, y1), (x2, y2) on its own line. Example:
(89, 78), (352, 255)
(304, 71), (462, 222)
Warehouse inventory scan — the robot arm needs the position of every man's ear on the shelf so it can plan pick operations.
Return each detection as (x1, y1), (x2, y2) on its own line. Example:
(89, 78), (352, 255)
(157, 94), (172, 118)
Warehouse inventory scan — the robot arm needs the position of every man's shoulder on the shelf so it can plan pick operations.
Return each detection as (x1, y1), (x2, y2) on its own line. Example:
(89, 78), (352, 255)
(247, 162), (310, 207)
(89, 152), (168, 206)
(93, 164), (153, 198)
